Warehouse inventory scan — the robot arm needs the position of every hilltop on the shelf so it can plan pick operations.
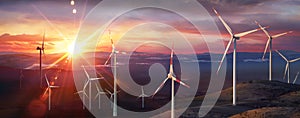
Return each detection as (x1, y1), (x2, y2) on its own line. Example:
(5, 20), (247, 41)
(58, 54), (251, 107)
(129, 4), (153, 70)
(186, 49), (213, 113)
(182, 80), (300, 117)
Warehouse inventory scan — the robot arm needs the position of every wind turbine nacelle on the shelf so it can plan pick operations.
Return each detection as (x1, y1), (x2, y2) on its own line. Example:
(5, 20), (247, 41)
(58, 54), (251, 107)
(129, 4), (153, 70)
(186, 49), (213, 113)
(233, 36), (240, 40)
(36, 47), (44, 50)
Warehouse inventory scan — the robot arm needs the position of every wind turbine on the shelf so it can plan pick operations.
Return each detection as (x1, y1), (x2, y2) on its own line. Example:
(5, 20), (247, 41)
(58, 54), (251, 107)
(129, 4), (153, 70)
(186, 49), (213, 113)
(105, 89), (115, 108)
(104, 30), (126, 65)
(82, 65), (104, 110)
(137, 86), (149, 108)
(213, 8), (265, 106)
(255, 21), (292, 81)
(152, 43), (190, 118)
(103, 30), (121, 116)
(94, 83), (107, 109)
(293, 72), (300, 84)
(37, 31), (45, 88)
(74, 80), (88, 110)
(45, 74), (59, 110)
(276, 50), (300, 84)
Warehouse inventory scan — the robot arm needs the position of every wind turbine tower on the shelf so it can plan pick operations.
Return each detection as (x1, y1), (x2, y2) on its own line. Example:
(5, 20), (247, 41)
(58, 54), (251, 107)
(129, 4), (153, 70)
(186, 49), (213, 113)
(37, 31), (45, 88)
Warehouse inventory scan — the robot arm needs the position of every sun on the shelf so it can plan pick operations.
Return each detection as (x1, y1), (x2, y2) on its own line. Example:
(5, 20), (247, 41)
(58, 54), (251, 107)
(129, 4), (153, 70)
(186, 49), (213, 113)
(67, 42), (75, 59)
(67, 42), (74, 55)
(66, 41), (85, 59)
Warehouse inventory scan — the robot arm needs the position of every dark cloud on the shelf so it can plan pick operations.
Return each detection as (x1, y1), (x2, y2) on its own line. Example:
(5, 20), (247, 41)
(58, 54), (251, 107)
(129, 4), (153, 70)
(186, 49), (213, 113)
(0, 0), (102, 25)
(0, 33), (61, 53)
(0, 0), (299, 53)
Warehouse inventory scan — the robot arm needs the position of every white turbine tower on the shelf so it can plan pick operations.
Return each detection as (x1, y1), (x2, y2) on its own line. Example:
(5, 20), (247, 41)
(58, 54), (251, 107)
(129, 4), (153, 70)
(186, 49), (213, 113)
(213, 8), (265, 106)
(293, 72), (300, 84)
(74, 80), (88, 109)
(104, 30), (125, 116)
(44, 74), (59, 110)
(94, 83), (107, 109)
(276, 50), (300, 84)
(37, 31), (45, 88)
(255, 21), (292, 81)
(137, 86), (149, 108)
(82, 65), (104, 110)
(152, 43), (190, 118)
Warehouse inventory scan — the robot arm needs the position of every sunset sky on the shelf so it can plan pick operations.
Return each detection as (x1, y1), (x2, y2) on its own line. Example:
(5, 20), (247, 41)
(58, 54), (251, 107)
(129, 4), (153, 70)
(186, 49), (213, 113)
(0, 0), (299, 54)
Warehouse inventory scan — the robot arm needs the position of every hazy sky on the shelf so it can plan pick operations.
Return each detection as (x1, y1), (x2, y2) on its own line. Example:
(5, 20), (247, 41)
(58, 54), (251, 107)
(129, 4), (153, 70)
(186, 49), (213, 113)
(0, 0), (299, 54)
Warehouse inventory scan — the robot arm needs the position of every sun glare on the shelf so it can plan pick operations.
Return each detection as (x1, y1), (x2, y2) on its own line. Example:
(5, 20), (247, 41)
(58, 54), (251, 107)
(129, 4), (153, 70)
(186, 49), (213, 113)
(67, 42), (75, 59)
(68, 43), (74, 55)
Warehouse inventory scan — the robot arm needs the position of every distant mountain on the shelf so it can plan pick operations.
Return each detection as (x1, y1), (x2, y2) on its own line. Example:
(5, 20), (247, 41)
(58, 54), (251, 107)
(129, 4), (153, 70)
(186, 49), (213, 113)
(0, 50), (299, 69)
(0, 51), (299, 87)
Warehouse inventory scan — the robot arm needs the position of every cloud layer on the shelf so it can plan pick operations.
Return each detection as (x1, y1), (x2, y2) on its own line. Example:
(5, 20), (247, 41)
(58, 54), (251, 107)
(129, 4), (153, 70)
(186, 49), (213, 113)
(0, 0), (299, 53)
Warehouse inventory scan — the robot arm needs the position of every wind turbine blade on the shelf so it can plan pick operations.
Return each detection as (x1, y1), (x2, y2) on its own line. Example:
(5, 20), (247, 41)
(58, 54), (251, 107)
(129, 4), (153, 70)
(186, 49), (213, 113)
(293, 72), (300, 84)
(121, 52), (127, 54)
(104, 53), (113, 65)
(171, 77), (190, 88)
(255, 21), (270, 37)
(41, 31), (45, 57)
(96, 71), (113, 89)
(168, 41), (175, 74)
(42, 31), (45, 49)
(213, 8), (233, 36)
(152, 78), (169, 96)
(272, 31), (293, 38)
(94, 93), (100, 100)
(110, 38), (114, 45)
(290, 57), (300, 63)
(141, 86), (144, 95)
(283, 63), (288, 80)
(276, 50), (288, 62)
(74, 91), (83, 95)
(89, 78), (103, 81)
(171, 45), (174, 65)
(83, 92), (88, 98)
(110, 95), (113, 100)
(217, 37), (233, 73)
(103, 30), (115, 65)
(50, 86), (59, 88)
(170, 51), (174, 71)
(94, 83), (100, 92)
(235, 27), (267, 37)
(82, 65), (90, 79)
(82, 80), (89, 90)
(262, 39), (271, 60)
(109, 30), (114, 45)
(137, 94), (149, 99)
(105, 89), (112, 95)
(44, 74), (50, 86)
